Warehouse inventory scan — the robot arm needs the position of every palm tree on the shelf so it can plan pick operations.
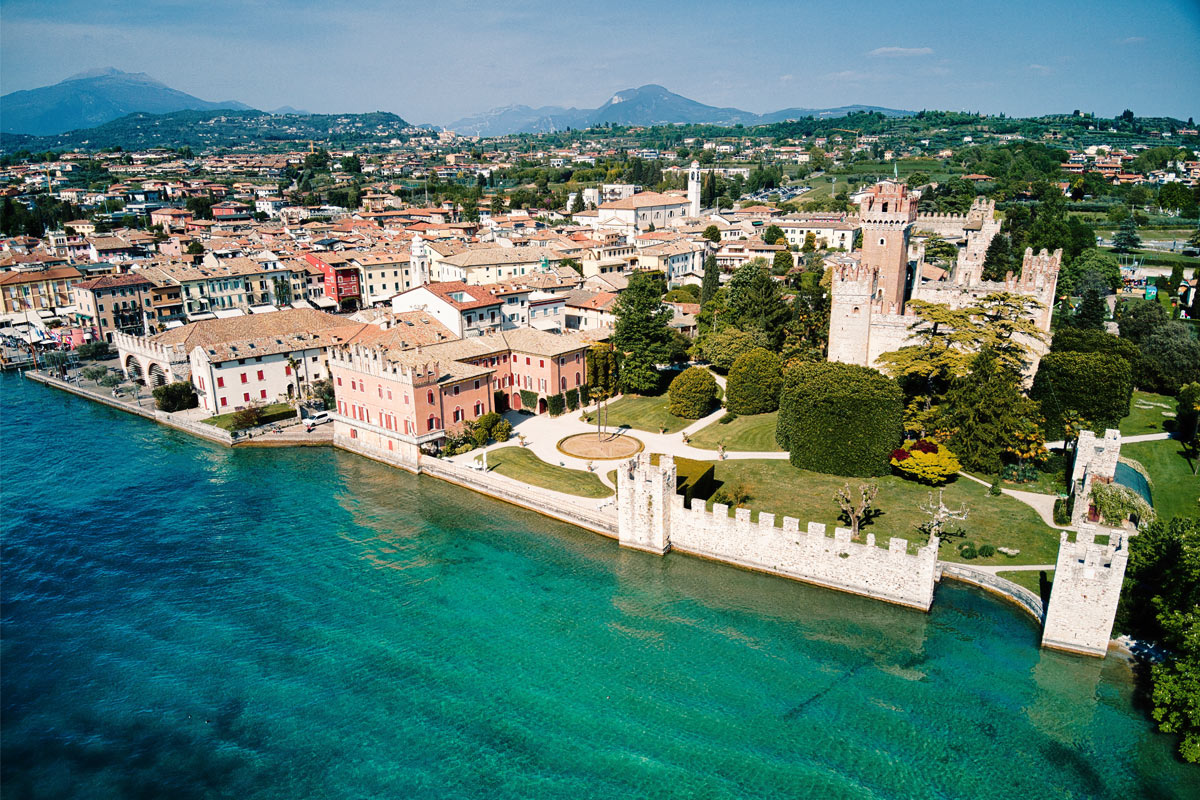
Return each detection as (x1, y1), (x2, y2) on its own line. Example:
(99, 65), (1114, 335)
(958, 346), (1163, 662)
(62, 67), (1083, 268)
(287, 355), (303, 420)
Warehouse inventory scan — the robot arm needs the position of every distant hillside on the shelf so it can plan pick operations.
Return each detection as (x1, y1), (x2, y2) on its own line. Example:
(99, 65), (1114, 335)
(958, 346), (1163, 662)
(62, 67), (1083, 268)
(0, 109), (413, 152)
(445, 84), (914, 135)
(0, 68), (255, 135)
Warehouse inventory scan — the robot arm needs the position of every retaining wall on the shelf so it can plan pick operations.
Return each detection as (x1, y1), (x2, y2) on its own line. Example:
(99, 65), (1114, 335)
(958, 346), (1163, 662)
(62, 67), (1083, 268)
(937, 563), (1045, 623)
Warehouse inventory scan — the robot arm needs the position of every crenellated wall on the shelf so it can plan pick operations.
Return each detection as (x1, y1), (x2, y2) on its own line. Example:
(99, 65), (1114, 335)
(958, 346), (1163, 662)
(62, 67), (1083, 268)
(617, 454), (939, 610)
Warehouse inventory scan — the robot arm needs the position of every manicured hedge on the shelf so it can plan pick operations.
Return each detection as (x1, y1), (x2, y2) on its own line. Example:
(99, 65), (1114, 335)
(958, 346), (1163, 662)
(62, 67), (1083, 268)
(675, 456), (717, 508)
(651, 454), (716, 508)
(776, 362), (904, 477)
(519, 389), (539, 411)
(667, 366), (719, 418)
(1031, 351), (1133, 438)
(565, 387), (580, 411)
(547, 393), (566, 416)
(726, 347), (783, 415)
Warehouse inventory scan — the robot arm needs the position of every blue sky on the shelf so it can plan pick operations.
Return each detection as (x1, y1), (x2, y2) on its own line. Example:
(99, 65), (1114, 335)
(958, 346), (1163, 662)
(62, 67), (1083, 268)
(1, 0), (1197, 125)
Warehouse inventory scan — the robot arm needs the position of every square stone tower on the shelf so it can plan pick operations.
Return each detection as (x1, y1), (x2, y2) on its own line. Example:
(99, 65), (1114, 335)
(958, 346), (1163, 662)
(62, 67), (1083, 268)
(858, 180), (917, 308)
(617, 453), (676, 554)
(1041, 528), (1128, 657)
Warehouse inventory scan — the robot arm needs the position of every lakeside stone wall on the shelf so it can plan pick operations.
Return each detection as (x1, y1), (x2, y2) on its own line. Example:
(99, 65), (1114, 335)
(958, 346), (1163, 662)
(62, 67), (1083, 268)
(618, 453), (939, 610)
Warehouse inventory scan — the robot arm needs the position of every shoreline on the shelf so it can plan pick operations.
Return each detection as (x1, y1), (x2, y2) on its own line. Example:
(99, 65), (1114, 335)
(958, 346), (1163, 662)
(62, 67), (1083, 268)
(21, 369), (1131, 655)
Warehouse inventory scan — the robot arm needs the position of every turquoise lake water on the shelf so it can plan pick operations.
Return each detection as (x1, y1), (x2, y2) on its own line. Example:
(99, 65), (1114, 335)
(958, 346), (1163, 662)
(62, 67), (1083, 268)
(1, 372), (1196, 799)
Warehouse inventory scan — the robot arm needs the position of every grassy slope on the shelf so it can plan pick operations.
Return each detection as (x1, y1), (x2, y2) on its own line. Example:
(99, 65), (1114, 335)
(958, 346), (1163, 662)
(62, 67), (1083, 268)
(484, 446), (612, 499)
(694, 459), (1059, 565)
(996, 569), (1055, 602)
(688, 411), (783, 452)
(1120, 391), (1176, 436)
(583, 394), (693, 434)
(202, 402), (294, 430)
(1120, 439), (1198, 522)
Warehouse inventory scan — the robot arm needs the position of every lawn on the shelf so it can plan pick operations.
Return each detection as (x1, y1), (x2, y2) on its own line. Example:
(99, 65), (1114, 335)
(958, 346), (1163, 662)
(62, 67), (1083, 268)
(1120, 439), (1198, 522)
(693, 459), (1060, 565)
(996, 569), (1055, 603)
(1120, 391), (1176, 436)
(583, 394), (693, 434)
(202, 402), (295, 430)
(688, 411), (783, 452)
(482, 446), (613, 499)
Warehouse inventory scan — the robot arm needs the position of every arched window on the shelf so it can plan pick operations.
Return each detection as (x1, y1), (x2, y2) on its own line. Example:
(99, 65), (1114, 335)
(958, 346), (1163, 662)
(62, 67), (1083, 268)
(575, 372), (581, 386)
(474, 401), (483, 416)
(427, 415), (437, 431)
(453, 407), (464, 423)
(427, 389), (434, 403)
(560, 376), (567, 391)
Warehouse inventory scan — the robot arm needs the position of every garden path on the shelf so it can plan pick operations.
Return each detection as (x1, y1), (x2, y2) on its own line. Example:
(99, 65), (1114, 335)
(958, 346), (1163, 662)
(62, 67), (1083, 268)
(956, 471), (1071, 531)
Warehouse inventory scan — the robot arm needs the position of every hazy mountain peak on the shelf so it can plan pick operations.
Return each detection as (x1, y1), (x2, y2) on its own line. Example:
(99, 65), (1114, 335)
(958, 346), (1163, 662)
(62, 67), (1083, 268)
(447, 84), (914, 136)
(65, 66), (132, 81)
(1, 69), (255, 135)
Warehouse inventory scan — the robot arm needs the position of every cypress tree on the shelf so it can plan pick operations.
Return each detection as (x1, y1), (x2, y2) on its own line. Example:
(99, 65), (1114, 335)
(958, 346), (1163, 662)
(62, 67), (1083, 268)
(701, 255), (720, 307)
(1074, 287), (1107, 330)
(981, 233), (1012, 281)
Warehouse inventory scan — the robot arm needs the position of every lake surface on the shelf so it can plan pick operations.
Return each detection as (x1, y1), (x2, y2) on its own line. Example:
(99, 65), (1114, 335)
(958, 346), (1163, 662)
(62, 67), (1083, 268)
(2, 373), (1194, 799)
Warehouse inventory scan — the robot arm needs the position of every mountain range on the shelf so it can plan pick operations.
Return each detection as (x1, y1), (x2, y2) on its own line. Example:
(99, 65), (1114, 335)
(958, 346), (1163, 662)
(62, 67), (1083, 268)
(0, 68), (254, 135)
(0, 71), (914, 141)
(444, 84), (914, 136)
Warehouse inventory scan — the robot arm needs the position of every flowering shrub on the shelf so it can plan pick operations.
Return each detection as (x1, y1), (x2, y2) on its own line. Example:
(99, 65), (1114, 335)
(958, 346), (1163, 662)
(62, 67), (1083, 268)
(890, 439), (962, 485)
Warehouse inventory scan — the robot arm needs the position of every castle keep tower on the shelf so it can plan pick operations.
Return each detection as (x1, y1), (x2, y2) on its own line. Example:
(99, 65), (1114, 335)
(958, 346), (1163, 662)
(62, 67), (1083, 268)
(857, 180), (917, 308)
(687, 161), (702, 218)
(617, 453), (675, 554)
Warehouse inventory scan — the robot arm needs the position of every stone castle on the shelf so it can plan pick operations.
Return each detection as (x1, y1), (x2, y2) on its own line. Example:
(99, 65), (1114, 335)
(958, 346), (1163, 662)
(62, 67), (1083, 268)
(827, 181), (1060, 373)
(617, 449), (1130, 658)
(616, 453), (940, 610)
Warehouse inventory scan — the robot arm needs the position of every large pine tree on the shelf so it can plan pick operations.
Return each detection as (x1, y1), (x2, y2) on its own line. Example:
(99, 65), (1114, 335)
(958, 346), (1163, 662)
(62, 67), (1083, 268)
(940, 349), (1040, 474)
(1111, 216), (1142, 253)
(612, 272), (672, 394)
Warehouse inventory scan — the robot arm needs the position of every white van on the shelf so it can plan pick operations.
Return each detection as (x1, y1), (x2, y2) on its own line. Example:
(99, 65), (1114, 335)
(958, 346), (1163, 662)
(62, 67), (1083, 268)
(306, 410), (331, 425)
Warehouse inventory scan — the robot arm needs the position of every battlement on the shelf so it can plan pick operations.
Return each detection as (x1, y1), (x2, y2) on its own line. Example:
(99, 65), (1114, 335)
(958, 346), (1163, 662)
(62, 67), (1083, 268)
(916, 211), (970, 222)
(330, 342), (442, 386)
(860, 217), (914, 230)
(617, 454), (938, 609)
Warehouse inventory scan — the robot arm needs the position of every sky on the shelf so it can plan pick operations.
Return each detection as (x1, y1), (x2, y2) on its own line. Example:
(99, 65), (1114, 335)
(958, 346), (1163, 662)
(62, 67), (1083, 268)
(1, 0), (1198, 125)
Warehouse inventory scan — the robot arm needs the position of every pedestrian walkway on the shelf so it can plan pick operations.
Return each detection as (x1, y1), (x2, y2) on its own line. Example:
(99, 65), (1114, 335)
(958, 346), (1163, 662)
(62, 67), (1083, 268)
(447, 401), (788, 476)
(1044, 431), (1171, 449)
(957, 471), (1069, 531)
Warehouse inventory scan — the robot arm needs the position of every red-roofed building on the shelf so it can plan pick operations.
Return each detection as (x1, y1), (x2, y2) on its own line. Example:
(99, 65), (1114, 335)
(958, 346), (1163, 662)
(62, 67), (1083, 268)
(304, 251), (362, 311)
(390, 281), (503, 337)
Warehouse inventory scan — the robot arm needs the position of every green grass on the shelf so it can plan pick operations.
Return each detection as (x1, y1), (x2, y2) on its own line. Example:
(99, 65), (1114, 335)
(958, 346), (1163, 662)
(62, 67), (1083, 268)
(692, 459), (1060, 565)
(1121, 439), (1198, 522)
(203, 402), (294, 430)
(584, 394), (694, 434)
(964, 468), (1067, 497)
(483, 446), (612, 499)
(688, 411), (783, 452)
(1120, 390), (1176, 436)
(996, 569), (1055, 603)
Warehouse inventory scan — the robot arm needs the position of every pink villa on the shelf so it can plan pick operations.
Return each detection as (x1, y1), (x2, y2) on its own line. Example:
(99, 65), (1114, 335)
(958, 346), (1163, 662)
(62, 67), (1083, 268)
(329, 328), (596, 462)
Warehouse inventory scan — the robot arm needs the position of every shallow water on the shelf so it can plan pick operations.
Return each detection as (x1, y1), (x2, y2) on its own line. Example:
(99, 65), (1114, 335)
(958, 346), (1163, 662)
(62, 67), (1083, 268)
(1, 373), (1194, 799)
